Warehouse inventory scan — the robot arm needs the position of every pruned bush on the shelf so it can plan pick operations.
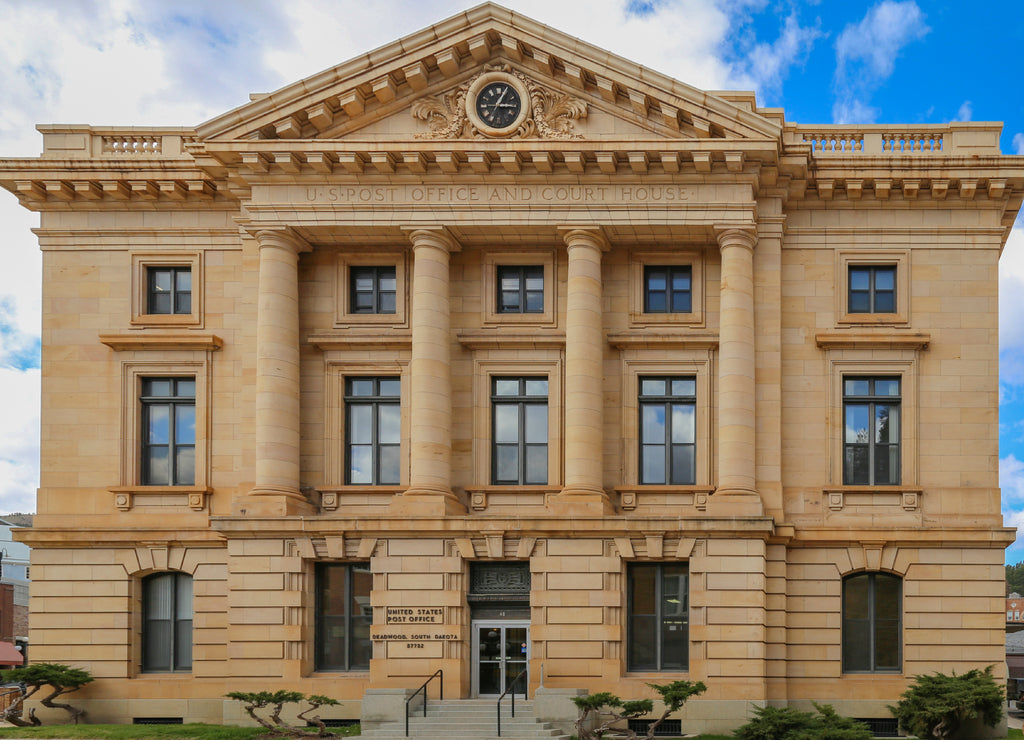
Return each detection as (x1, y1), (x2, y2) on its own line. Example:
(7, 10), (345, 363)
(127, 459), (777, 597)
(732, 702), (873, 740)
(225, 690), (341, 738)
(570, 680), (707, 739)
(0, 662), (94, 726)
(889, 666), (1003, 739)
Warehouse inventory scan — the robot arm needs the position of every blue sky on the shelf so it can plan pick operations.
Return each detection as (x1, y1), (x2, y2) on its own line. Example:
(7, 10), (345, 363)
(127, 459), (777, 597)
(1, 0), (1023, 559)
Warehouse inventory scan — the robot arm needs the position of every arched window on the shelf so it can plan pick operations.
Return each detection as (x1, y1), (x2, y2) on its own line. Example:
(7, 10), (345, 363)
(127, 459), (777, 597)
(142, 572), (192, 672)
(842, 571), (901, 673)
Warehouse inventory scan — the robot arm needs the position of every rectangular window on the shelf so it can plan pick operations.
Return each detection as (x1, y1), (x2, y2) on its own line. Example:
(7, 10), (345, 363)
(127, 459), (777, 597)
(842, 572), (901, 673)
(141, 378), (196, 486)
(316, 563), (372, 671)
(848, 266), (896, 314)
(639, 377), (696, 485)
(497, 265), (544, 313)
(350, 266), (397, 314)
(644, 266), (692, 313)
(492, 377), (548, 485)
(843, 377), (900, 485)
(147, 267), (192, 315)
(628, 563), (688, 671)
(345, 377), (400, 485)
(142, 572), (192, 673)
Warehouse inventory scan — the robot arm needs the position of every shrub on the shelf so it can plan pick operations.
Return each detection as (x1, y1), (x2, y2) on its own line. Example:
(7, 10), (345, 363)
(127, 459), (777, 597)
(0, 662), (94, 726)
(888, 665), (1004, 739)
(570, 680), (707, 739)
(225, 691), (341, 738)
(732, 702), (873, 740)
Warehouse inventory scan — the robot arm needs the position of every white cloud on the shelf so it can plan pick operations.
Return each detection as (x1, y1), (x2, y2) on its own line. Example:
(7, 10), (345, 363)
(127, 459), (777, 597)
(954, 100), (972, 122)
(832, 0), (929, 123)
(736, 11), (824, 101)
(1014, 133), (1024, 156)
(0, 367), (39, 514)
(1000, 226), (1024, 383)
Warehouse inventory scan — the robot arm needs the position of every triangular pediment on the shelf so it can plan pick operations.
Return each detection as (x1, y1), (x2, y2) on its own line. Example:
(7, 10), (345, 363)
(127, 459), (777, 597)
(195, 3), (782, 146)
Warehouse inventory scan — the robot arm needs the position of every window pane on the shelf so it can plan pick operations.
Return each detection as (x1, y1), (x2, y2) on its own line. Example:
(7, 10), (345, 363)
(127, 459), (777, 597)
(671, 271), (691, 291)
(844, 447), (869, 485)
(175, 270), (191, 292)
(353, 273), (374, 292)
(176, 380), (195, 398)
(662, 569), (687, 616)
(844, 576), (869, 620)
(671, 379), (695, 396)
(495, 446), (518, 482)
(525, 275), (543, 291)
(845, 405), (869, 443)
(144, 621), (171, 671)
(525, 291), (543, 312)
(661, 619), (688, 670)
(175, 293), (191, 314)
(671, 291), (691, 313)
(630, 566), (657, 614)
(145, 576), (172, 619)
(641, 379), (666, 396)
(850, 269), (870, 291)
(349, 405), (372, 444)
(875, 446), (896, 485)
(378, 445), (400, 485)
(148, 406), (170, 444)
(874, 269), (895, 291)
(501, 291), (521, 311)
(150, 292), (172, 314)
(350, 616), (372, 670)
(647, 271), (666, 291)
(501, 275), (521, 291)
(378, 379), (401, 396)
(494, 379), (520, 396)
(379, 292), (396, 313)
(671, 405), (695, 443)
(646, 292), (666, 312)
(642, 445), (666, 484)
(176, 406), (196, 444)
(349, 446), (372, 484)
(146, 379), (173, 397)
(147, 446), (170, 485)
(349, 379), (374, 397)
(874, 291), (895, 313)
(175, 575), (193, 618)
(875, 379), (900, 396)
(874, 623), (900, 669)
(843, 619), (870, 671)
(670, 446), (695, 485)
(174, 619), (192, 670)
(642, 405), (666, 443)
(845, 379), (870, 396)
(525, 446), (547, 484)
(175, 447), (195, 486)
(379, 274), (397, 292)
(524, 379), (548, 396)
(525, 405), (547, 443)
(875, 574), (900, 617)
(378, 404), (400, 444)
(494, 405), (519, 443)
(629, 616), (657, 670)
(875, 405), (895, 443)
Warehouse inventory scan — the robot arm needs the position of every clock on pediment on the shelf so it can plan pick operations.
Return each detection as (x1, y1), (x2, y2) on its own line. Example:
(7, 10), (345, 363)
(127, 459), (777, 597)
(466, 71), (531, 136)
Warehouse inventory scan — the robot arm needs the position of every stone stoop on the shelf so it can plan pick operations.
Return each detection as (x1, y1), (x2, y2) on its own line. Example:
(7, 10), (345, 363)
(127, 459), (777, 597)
(361, 698), (572, 740)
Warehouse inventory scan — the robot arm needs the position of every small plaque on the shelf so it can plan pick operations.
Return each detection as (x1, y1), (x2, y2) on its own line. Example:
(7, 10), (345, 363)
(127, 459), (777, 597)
(386, 607), (444, 624)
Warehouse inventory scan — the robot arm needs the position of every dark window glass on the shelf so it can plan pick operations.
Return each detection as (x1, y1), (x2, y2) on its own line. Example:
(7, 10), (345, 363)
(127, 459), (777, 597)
(842, 572), (901, 672)
(316, 563), (372, 671)
(141, 378), (195, 486)
(843, 377), (900, 485)
(491, 377), (548, 485)
(497, 266), (544, 313)
(142, 572), (192, 672)
(350, 266), (397, 314)
(345, 377), (400, 485)
(640, 377), (696, 485)
(644, 266), (692, 313)
(849, 266), (896, 314)
(628, 563), (688, 671)
(147, 267), (192, 315)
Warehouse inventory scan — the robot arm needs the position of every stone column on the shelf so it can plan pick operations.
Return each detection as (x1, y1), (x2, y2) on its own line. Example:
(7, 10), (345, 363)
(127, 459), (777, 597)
(237, 228), (314, 516)
(709, 227), (762, 515)
(390, 227), (465, 516)
(549, 227), (613, 515)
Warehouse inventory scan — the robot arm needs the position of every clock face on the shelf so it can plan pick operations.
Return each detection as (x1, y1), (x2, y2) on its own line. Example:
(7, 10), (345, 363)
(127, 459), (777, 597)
(475, 81), (523, 129)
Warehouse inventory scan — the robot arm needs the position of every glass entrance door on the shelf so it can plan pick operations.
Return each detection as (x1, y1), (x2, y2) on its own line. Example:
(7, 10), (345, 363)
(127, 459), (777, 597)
(472, 620), (529, 697)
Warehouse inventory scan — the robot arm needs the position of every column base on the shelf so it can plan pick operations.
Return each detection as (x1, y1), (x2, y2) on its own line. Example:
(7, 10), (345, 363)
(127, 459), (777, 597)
(704, 490), (764, 517)
(232, 487), (317, 516)
(547, 488), (616, 516)
(389, 489), (467, 516)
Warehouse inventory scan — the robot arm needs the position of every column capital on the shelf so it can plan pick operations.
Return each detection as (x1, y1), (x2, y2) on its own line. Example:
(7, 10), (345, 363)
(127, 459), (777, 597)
(400, 226), (461, 253)
(251, 227), (311, 254)
(715, 226), (757, 252)
(558, 225), (610, 252)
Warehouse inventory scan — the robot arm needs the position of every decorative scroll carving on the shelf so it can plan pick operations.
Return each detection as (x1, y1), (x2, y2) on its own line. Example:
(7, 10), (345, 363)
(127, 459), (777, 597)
(413, 65), (586, 140)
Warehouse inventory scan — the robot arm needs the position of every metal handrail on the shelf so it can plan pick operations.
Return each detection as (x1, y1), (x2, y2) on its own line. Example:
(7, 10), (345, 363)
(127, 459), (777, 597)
(496, 669), (528, 737)
(405, 669), (443, 737)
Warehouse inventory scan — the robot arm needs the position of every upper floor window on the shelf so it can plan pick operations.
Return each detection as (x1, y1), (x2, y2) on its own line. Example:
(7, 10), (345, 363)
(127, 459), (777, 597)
(142, 571), (192, 673)
(492, 377), (548, 485)
(644, 266), (692, 313)
(350, 266), (396, 314)
(628, 563), (688, 671)
(843, 377), (900, 485)
(842, 572), (901, 673)
(316, 563), (372, 671)
(345, 377), (400, 485)
(639, 377), (696, 485)
(848, 266), (896, 314)
(141, 378), (195, 486)
(147, 267), (192, 315)
(497, 265), (544, 314)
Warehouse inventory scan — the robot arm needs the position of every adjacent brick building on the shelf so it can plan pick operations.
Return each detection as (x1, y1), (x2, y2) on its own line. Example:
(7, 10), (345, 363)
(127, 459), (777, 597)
(1, 4), (1021, 735)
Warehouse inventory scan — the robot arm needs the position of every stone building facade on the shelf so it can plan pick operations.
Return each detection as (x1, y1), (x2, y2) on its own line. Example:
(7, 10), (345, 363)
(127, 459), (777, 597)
(1, 4), (1021, 734)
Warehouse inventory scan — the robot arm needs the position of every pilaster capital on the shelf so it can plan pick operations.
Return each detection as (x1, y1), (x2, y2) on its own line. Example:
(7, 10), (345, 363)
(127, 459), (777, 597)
(401, 226), (461, 254)
(251, 227), (311, 254)
(715, 226), (757, 252)
(558, 225), (610, 253)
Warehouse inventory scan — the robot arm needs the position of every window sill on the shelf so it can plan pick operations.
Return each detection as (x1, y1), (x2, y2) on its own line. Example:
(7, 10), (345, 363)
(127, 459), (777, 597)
(822, 486), (922, 512)
(457, 330), (565, 350)
(815, 330), (929, 350)
(608, 331), (718, 350)
(465, 486), (560, 511)
(308, 331), (412, 350)
(616, 486), (715, 511)
(130, 314), (202, 328)
(110, 486), (211, 511)
(318, 486), (404, 511)
(100, 332), (222, 352)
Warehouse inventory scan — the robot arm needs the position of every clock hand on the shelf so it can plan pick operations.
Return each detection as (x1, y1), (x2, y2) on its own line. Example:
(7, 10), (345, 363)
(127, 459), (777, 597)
(492, 87), (509, 109)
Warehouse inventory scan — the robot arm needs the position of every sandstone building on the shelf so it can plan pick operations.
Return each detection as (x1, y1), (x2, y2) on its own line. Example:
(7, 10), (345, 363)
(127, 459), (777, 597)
(1, 4), (1021, 735)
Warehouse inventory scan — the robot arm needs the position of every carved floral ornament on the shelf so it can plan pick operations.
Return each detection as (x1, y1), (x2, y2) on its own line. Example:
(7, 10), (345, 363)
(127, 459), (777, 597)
(412, 64), (587, 140)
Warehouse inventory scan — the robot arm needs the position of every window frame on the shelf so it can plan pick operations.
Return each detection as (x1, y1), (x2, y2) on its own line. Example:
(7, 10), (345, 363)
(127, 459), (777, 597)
(629, 250), (704, 327)
(349, 265), (397, 315)
(315, 562), (373, 672)
(344, 376), (401, 486)
(496, 264), (545, 314)
(627, 562), (689, 672)
(481, 250), (557, 327)
(842, 571), (902, 674)
(147, 266), (193, 316)
(643, 265), (693, 314)
(842, 376), (901, 486)
(848, 265), (896, 315)
(140, 378), (197, 487)
(638, 376), (697, 485)
(141, 571), (193, 674)
(490, 376), (549, 486)
(131, 252), (203, 327)
(335, 252), (408, 328)
(835, 251), (909, 326)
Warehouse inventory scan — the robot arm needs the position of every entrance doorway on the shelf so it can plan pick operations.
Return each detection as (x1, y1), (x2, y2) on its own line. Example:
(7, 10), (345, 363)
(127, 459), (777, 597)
(471, 620), (529, 697)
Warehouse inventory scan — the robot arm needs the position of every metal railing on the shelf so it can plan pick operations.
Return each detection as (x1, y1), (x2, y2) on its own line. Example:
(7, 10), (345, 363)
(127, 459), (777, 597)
(496, 669), (528, 737)
(405, 669), (443, 737)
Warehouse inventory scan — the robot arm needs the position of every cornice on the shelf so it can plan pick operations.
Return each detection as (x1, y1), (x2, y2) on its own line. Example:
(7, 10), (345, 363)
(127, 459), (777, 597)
(814, 331), (930, 351)
(456, 330), (565, 349)
(607, 331), (719, 350)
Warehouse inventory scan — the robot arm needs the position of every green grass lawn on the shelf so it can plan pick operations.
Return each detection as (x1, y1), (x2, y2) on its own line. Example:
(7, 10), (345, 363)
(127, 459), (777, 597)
(0, 724), (359, 739)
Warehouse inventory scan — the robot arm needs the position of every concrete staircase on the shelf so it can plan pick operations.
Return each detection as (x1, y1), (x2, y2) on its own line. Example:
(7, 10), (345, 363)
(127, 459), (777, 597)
(360, 698), (572, 740)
